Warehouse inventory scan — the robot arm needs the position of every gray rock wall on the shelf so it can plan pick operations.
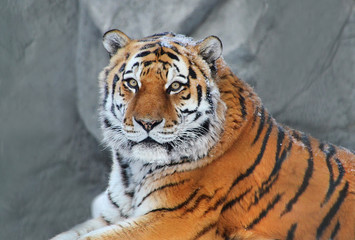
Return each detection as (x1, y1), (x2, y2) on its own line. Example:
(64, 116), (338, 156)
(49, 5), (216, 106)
(1, 1), (354, 239)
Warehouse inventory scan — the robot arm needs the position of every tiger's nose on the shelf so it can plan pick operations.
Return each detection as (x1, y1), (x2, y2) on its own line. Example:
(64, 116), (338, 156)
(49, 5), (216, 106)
(134, 118), (162, 132)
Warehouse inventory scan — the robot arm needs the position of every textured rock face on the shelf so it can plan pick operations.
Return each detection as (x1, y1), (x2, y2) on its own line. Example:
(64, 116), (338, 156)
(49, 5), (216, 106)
(1, 1), (354, 239)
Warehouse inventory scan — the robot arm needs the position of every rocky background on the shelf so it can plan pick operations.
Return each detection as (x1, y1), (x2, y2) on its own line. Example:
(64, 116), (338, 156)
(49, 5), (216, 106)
(1, 1), (354, 239)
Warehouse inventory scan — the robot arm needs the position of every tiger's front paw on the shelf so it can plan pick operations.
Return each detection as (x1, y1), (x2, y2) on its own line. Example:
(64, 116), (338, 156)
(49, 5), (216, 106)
(77, 225), (123, 240)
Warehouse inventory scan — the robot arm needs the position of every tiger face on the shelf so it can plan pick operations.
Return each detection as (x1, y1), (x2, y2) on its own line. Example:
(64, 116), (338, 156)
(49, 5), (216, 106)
(100, 30), (226, 164)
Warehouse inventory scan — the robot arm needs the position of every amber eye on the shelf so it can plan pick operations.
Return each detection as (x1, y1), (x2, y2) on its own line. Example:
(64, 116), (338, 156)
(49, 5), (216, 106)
(169, 82), (182, 93)
(125, 78), (139, 91)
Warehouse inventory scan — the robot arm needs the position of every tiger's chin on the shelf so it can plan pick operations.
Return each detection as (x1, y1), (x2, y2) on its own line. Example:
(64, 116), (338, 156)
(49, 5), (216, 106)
(130, 144), (171, 164)
(119, 137), (174, 164)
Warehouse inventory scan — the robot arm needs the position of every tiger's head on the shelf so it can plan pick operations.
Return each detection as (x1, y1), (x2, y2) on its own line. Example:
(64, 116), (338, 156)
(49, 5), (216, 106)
(99, 30), (226, 164)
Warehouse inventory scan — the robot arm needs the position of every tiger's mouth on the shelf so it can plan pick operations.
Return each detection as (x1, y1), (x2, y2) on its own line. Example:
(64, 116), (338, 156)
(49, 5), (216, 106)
(139, 137), (161, 146)
(130, 137), (174, 151)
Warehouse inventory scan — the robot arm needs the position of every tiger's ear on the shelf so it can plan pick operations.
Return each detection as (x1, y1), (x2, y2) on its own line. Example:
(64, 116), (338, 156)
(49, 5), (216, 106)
(103, 29), (131, 56)
(196, 36), (223, 64)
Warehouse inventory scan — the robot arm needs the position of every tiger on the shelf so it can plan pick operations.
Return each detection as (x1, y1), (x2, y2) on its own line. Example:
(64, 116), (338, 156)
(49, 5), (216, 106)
(51, 29), (355, 240)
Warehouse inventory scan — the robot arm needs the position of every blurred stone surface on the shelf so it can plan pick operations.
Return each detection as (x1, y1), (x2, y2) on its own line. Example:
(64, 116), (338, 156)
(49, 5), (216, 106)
(0, 1), (109, 240)
(1, 0), (354, 239)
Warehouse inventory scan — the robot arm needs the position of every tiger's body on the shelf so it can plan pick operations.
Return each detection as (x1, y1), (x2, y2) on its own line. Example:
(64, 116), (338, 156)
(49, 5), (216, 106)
(51, 30), (355, 240)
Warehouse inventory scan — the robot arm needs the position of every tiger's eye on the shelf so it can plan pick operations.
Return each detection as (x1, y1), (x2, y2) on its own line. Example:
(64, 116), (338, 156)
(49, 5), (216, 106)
(127, 79), (138, 88)
(171, 82), (181, 91)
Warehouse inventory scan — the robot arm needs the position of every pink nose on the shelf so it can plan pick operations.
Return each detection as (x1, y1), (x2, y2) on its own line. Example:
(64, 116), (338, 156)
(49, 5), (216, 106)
(135, 118), (162, 132)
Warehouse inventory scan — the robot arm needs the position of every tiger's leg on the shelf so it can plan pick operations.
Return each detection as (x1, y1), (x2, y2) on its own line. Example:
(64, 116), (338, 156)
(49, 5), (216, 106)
(50, 192), (124, 240)
(50, 217), (107, 240)
(77, 212), (224, 240)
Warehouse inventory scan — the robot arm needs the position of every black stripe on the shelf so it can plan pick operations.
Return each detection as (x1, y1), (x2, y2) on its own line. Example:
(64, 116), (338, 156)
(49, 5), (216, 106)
(154, 48), (161, 57)
(103, 82), (109, 106)
(184, 188), (222, 214)
(251, 106), (259, 129)
(101, 214), (112, 225)
(193, 112), (202, 121)
(185, 194), (213, 214)
(125, 191), (134, 198)
(205, 87), (214, 113)
(173, 40), (186, 47)
(143, 60), (154, 67)
(254, 127), (291, 196)
(158, 59), (171, 66)
(103, 118), (112, 128)
(110, 74), (120, 117)
(138, 38), (158, 42)
(250, 131), (292, 209)
(103, 68), (110, 78)
(248, 174), (279, 210)
(181, 108), (197, 115)
(170, 46), (180, 54)
(173, 63), (180, 72)
(119, 63), (126, 72)
(116, 104), (123, 111)
(112, 74), (119, 94)
(105, 194), (128, 222)
(247, 193), (283, 229)
(210, 63), (217, 75)
(320, 144), (344, 206)
(275, 126), (286, 162)
(110, 103), (117, 117)
(192, 222), (218, 240)
(221, 188), (252, 213)
(252, 106), (266, 145)
(132, 62), (139, 69)
(120, 167), (130, 188)
(137, 158), (193, 190)
(137, 180), (188, 207)
(230, 115), (273, 190)
(135, 51), (151, 58)
(182, 93), (191, 100)
(149, 189), (199, 213)
(316, 182), (348, 239)
(148, 32), (173, 38)
(195, 64), (207, 79)
(189, 66), (197, 79)
(270, 127), (292, 177)
(238, 92), (247, 120)
(330, 220), (340, 239)
(107, 190), (120, 209)
(196, 85), (202, 106)
(185, 76), (191, 88)
(140, 43), (158, 50)
(166, 52), (179, 61)
(286, 223), (297, 240)
(220, 90), (234, 95)
(200, 119), (210, 134)
(117, 154), (130, 188)
(282, 134), (313, 216)
(183, 120), (211, 138)
(204, 195), (227, 216)
(206, 87), (213, 106)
